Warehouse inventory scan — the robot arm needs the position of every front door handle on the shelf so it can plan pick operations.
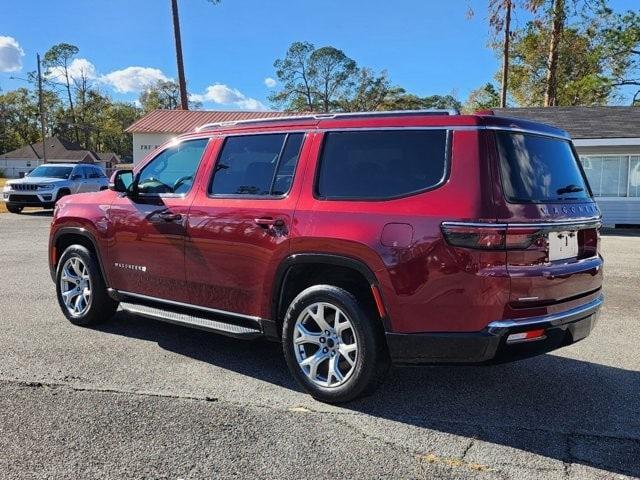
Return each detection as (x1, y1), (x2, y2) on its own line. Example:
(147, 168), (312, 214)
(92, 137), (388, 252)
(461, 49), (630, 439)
(159, 212), (182, 222)
(254, 217), (285, 228)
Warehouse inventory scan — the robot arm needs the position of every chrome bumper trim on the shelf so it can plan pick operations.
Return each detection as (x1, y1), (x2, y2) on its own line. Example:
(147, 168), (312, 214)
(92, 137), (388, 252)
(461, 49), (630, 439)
(487, 294), (603, 332)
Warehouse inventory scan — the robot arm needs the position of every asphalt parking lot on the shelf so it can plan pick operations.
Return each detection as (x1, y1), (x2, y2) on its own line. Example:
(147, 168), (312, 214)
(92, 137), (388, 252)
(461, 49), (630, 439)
(0, 212), (638, 479)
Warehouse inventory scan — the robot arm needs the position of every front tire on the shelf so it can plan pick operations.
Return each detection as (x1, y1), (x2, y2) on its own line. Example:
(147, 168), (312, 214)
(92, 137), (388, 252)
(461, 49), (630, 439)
(6, 204), (23, 214)
(282, 285), (390, 403)
(55, 245), (118, 326)
(54, 189), (70, 206)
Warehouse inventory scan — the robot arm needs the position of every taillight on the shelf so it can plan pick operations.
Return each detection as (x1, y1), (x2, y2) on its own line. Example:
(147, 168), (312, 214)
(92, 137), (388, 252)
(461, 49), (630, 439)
(441, 223), (545, 251)
(441, 224), (505, 249)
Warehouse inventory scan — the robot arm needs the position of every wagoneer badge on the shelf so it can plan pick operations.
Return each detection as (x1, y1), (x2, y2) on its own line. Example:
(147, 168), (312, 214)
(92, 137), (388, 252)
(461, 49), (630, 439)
(114, 263), (147, 273)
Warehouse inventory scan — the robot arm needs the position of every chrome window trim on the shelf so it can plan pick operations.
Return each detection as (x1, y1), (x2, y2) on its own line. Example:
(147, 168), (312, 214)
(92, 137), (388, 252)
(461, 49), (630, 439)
(314, 125), (570, 140)
(185, 126), (570, 141)
(207, 129), (310, 138)
(116, 290), (262, 322)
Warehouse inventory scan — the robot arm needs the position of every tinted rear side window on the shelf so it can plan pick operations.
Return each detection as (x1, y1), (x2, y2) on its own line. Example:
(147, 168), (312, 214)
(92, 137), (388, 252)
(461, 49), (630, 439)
(316, 130), (448, 200)
(496, 132), (591, 203)
(210, 133), (303, 197)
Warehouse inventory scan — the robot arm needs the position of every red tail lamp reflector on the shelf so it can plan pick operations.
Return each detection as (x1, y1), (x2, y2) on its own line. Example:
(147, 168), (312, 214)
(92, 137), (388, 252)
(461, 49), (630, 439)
(506, 329), (546, 344)
(371, 285), (387, 318)
(50, 246), (58, 266)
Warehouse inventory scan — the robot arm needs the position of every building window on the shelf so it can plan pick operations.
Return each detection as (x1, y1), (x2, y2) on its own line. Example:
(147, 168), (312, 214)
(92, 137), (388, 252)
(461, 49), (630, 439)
(580, 155), (640, 198)
(630, 156), (640, 197)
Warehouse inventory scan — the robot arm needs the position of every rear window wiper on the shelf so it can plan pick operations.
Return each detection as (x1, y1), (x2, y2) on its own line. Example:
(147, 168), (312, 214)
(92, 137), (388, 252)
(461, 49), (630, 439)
(556, 184), (584, 195)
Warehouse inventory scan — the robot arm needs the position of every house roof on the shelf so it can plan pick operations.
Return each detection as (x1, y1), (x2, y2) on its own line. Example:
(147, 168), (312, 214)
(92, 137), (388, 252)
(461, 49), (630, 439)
(96, 152), (119, 162)
(0, 137), (98, 162)
(0, 139), (118, 163)
(494, 107), (640, 139)
(125, 109), (294, 134)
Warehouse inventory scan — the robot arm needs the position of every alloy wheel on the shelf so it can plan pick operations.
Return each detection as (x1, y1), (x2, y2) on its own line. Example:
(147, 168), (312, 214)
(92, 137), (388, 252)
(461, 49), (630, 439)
(59, 257), (92, 317)
(293, 302), (358, 388)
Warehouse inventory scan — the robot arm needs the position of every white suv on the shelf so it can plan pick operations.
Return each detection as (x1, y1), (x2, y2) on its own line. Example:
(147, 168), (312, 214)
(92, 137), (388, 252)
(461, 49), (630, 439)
(2, 163), (108, 214)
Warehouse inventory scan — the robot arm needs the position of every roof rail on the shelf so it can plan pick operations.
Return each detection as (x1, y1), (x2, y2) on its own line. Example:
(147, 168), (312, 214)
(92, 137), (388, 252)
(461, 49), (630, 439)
(194, 109), (459, 132)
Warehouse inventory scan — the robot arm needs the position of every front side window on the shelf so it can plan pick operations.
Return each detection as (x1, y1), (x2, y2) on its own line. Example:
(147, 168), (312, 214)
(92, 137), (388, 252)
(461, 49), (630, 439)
(137, 138), (208, 195)
(316, 130), (448, 200)
(72, 167), (86, 179)
(209, 133), (304, 197)
(88, 167), (104, 179)
(497, 132), (591, 203)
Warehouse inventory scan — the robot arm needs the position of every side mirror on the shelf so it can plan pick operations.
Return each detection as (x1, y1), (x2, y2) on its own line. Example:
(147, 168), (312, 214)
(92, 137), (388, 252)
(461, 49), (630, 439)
(70, 174), (82, 180)
(109, 169), (135, 194)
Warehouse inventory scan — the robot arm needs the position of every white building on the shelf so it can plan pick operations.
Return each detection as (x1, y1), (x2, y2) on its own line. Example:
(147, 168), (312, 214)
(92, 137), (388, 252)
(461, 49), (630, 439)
(0, 137), (119, 178)
(125, 109), (292, 165)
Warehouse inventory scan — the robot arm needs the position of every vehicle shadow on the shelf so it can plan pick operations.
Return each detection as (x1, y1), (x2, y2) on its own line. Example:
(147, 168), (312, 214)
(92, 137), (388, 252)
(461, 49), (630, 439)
(98, 310), (640, 477)
(601, 227), (640, 237)
(16, 210), (53, 217)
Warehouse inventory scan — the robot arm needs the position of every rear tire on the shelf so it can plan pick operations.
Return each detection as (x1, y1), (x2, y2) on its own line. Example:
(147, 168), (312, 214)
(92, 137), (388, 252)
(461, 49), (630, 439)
(282, 285), (390, 403)
(6, 204), (23, 214)
(55, 245), (118, 326)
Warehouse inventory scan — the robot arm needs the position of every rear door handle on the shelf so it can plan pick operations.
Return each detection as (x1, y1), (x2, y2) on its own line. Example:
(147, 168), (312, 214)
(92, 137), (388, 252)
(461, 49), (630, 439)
(254, 217), (285, 228)
(159, 212), (182, 222)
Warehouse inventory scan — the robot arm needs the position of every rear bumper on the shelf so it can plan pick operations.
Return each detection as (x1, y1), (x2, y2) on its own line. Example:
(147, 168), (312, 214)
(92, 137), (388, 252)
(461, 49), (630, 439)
(386, 294), (603, 365)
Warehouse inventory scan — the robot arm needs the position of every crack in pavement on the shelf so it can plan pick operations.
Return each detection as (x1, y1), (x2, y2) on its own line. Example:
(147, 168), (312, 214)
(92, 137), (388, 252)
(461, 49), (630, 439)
(3, 377), (639, 478)
(5, 377), (639, 446)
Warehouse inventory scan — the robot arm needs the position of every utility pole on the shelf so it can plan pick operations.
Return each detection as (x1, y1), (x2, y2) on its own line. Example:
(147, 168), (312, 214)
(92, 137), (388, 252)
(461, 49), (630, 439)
(37, 53), (47, 163)
(171, 0), (189, 110)
(500, 0), (512, 108)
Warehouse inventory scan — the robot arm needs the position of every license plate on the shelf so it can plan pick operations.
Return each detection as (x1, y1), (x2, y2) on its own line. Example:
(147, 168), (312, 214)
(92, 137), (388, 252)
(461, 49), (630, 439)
(548, 230), (579, 261)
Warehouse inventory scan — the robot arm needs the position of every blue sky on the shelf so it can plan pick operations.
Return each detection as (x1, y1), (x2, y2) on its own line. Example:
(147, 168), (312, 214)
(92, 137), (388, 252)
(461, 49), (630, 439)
(1, 0), (638, 110)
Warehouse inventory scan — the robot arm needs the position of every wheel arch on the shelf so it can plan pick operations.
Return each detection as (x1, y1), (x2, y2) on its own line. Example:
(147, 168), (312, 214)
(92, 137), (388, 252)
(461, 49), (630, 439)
(271, 253), (390, 334)
(50, 227), (109, 286)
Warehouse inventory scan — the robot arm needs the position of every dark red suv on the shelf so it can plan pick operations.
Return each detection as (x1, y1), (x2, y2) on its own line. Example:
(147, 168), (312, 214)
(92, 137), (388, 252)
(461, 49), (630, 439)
(49, 110), (603, 403)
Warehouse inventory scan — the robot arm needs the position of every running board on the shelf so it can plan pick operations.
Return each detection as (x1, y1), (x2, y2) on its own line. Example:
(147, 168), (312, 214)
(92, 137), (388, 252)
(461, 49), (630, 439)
(120, 302), (263, 339)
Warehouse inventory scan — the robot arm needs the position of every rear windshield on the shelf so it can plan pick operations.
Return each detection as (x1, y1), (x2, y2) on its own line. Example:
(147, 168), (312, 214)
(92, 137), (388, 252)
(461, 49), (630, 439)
(496, 132), (591, 203)
(316, 130), (448, 200)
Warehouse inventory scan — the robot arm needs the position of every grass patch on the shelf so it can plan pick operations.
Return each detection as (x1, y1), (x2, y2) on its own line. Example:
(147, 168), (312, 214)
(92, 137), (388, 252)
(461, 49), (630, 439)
(0, 179), (6, 214)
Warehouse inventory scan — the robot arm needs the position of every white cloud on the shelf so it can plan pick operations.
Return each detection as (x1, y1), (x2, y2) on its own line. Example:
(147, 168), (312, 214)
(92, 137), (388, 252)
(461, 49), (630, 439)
(101, 66), (169, 93)
(0, 36), (24, 72)
(190, 83), (267, 110)
(264, 77), (277, 88)
(46, 58), (98, 83)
